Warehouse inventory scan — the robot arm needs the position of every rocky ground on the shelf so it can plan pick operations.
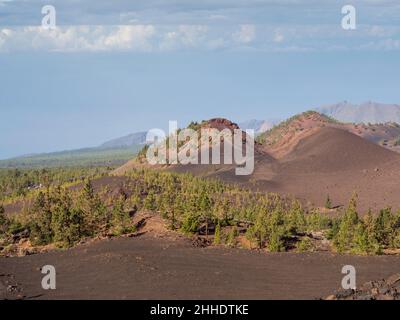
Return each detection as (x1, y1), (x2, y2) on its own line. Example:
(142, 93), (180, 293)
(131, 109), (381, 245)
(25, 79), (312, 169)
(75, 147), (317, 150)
(0, 273), (24, 300)
(327, 273), (400, 300)
(2, 231), (400, 300)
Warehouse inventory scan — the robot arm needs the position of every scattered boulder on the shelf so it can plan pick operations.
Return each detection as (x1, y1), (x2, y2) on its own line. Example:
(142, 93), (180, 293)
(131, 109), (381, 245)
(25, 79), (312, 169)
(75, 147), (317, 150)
(192, 236), (212, 248)
(0, 274), (24, 300)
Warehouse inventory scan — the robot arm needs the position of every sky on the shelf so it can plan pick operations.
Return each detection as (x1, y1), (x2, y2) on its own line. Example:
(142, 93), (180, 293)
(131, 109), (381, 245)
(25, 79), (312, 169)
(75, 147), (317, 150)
(1, 0), (400, 159)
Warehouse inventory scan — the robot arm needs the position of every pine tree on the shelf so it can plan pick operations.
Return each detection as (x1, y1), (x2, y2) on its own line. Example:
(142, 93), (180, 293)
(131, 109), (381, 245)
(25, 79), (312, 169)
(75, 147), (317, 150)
(333, 193), (359, 253)
(199, 191), (212, 237)
(0, 204), (7, 234)
(143, 190), (156, 211)
(226, 226), (238, 246)
(78, 180), (107, 236)
(363, 210), (382, 254)
(128, 194), (141, 213)
(51, 192), (83, 247)
(29, 191), (53, 245)
(392, 210), (400, 249)
(268, 231), (284, 252)
(353, 222), (369, 254)
(287, 200), (306, 234)
(111, 195), (134, 235)
(214, 198), (231, 226)
(0, 204), (5, 224)
(83, 179), (95, 200)
(214, 222), (221, 245)
(374, 207), (394, 247)
(265, 208), (286, 251)
(251, 210), (269, 249)
(180, 211), (200, 233)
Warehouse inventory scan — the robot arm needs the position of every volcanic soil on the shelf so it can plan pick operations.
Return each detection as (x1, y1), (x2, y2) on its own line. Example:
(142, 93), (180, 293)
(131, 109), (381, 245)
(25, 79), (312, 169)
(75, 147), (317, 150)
(2, 232), (400, 300)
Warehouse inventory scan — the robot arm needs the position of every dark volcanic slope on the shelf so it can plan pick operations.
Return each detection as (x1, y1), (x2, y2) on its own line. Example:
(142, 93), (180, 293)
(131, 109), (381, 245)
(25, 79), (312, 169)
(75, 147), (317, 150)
(168, 147), (274, 185)
(257, 127), (400, 212)
(2, 235), (400, 300)
(280, 127), (399, 173)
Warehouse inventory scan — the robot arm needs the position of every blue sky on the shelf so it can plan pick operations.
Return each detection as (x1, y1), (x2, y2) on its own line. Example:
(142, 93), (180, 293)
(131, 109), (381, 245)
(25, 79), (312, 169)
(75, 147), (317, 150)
(0, 0), (400, 159)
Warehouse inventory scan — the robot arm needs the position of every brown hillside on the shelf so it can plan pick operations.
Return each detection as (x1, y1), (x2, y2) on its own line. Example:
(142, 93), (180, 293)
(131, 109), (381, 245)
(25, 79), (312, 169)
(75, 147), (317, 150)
(113, 117), (266, 176)
(255, 127), (400, 212)
(169, 126), (400, 213)
(280, 127), (399, 173)
(260, 111), (400, 158)
(115, 116), (400, 213)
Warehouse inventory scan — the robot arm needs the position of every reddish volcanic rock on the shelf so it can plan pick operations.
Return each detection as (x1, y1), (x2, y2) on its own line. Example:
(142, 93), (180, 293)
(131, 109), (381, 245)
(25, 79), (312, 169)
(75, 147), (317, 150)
(202, 118), (240, 131)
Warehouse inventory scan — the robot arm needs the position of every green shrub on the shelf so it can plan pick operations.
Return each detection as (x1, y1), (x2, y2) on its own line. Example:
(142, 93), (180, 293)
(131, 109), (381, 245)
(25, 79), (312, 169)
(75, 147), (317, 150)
(226, 227), (238, 246)
(268, 231), (285, 252)
(52, 207), (83, 247)
(325, 195), (332, 209)
(29, 191), (53, 245)
(111, 196), (135, 236)
(246, 210), (269, 248)
(333, 194), (359, 253)
(180, 213), (200, 234)
(6, 167), (400, 256)
(0, 204), (6, 234)
(214, 222), (221, 244)
(78, 180), (108, 235)
(297, 237), (313, 252)
(143, 190), (157, 211)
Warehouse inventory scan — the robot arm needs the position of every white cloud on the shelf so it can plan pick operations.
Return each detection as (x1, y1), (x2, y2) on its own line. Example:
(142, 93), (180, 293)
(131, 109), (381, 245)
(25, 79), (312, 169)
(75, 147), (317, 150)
(232, 24), (256, 43)
(160, 25), (208, 50)
(101, 25), (155, 50)
(0, 22), (400, 53)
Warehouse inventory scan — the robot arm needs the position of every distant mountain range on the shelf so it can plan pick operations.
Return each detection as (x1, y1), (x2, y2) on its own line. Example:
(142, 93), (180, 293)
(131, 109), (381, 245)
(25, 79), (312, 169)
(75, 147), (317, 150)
(239, 101), (400, 135)
(99, 131), (147, 149)
(2, 101), (399, 168)
(0, 132), (148, 168)
(316, 101), (400, 124)
(239, 119), (281, 134)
